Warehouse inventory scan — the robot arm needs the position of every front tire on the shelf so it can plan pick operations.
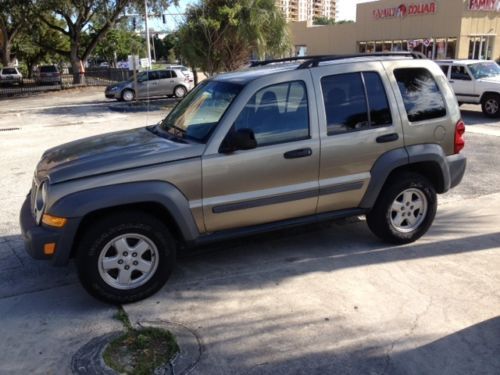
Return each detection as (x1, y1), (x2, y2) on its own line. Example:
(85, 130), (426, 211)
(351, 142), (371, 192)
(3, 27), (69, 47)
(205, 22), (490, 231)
(76, 212), (176, 304)
(481, 93), (500, 118)
(366, 173), (437, 244)
(121, 89), (135, 102)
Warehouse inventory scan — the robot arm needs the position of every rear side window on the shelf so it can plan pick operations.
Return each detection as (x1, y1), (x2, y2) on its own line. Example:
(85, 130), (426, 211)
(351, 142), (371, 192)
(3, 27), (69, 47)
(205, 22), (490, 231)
(394, 68), (446, 122)
(170, 70), (177, 78)
(40, 66), (58, 73)
(158, 70), (172, 79)
(439, 65), (449, 76)
(321, 71), (392, 135)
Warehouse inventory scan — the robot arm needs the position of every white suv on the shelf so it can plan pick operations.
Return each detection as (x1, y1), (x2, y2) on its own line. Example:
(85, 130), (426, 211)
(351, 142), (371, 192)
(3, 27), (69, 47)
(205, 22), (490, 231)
(437, 59), (500, 118)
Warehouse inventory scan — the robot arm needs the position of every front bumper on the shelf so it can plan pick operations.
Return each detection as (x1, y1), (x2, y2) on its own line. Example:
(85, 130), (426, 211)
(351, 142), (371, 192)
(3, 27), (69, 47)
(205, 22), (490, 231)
(447, 153), (467, 189)
(20, 195), (80, 266)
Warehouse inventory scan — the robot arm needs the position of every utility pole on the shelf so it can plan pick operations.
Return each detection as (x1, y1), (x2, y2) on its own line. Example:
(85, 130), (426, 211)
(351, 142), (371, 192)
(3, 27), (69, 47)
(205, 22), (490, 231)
(144, 0), (152, 68)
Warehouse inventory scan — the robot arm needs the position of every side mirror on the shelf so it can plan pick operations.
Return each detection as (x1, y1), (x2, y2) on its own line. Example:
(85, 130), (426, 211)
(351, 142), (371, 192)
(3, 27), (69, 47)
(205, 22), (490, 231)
(220, 128), (257, 153)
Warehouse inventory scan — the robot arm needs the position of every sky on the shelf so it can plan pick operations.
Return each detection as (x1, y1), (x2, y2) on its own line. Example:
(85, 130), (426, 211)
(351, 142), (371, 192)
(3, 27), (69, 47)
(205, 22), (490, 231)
(150, 0), (379, 32)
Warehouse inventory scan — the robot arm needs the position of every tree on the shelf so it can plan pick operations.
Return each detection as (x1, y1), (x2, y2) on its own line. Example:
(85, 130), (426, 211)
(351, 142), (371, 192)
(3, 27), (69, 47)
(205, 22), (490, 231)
(177, 0), (290, 76)
(93, 22), (144, 65)
(0, 0), (31, 66)
(37, 0), (176, 83)
(313, 16), (353, 26)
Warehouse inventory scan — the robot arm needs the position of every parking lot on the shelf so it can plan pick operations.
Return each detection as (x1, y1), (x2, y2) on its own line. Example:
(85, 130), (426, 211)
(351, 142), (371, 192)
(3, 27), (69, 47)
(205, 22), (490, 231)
(0, 88), (499, 374)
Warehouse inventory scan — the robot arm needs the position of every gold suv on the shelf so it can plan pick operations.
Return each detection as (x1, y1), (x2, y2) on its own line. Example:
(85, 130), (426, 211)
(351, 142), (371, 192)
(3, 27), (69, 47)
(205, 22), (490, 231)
(21, 53), (467, 303)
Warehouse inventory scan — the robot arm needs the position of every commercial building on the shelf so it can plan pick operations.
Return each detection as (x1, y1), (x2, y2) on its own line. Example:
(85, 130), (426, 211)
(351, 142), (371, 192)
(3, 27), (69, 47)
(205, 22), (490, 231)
(290, 0), (500, 60)
(278, 0), (337, 23)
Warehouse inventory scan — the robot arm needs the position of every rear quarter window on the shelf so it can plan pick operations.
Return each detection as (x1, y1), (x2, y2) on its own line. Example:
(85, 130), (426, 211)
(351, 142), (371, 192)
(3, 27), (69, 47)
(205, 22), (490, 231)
(394, 68), (446, 122)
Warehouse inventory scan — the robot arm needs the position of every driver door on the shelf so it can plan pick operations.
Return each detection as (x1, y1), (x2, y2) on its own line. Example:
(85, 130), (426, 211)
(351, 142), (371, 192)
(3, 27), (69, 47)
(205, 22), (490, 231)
(201, 79), (320, 232)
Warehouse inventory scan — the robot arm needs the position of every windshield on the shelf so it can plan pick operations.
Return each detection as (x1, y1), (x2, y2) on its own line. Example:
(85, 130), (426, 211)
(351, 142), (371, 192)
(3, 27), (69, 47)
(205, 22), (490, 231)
(467, 62), (500, 79)
(40, 66), (58, 73)
(160, 80), (242, 142)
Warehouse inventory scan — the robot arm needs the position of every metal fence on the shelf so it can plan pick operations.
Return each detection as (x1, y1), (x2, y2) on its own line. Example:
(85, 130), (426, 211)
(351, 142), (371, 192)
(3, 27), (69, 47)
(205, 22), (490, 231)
(0, 67), (132, 98)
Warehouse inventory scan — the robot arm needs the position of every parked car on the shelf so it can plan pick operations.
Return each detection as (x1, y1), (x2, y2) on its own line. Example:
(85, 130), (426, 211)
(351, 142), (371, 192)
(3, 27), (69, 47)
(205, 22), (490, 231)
(165, 64), (194, 82)
(105, 68), (194, 101)
(21, 53), (466, 303)
(0, 67), (23, 86)
(436, 59), (500, 117)
(34, 65), (62, 85)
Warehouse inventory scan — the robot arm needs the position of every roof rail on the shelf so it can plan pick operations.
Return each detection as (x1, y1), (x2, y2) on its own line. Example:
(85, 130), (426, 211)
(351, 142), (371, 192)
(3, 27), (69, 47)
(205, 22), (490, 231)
(297, 52), (427, 69)
(249, 55), (331, 67)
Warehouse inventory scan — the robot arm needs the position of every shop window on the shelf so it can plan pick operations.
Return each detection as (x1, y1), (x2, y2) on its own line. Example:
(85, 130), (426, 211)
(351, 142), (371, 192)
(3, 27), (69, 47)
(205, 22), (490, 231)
(394, 68), (446, 122)
(435, 38), (447, 60)
(446, 38), (456, 59)
(321, 72), (392, 135)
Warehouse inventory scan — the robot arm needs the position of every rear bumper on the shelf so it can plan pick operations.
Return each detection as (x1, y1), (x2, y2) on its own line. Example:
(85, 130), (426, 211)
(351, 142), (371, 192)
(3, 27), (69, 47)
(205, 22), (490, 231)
(447, 154), (467, 189)
(20, 195), (80, 266)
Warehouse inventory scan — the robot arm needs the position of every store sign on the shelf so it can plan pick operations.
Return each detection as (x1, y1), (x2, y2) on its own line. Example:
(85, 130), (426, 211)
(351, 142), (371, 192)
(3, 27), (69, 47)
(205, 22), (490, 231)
(373, 2), (437, 19)
(468, 0), (500, 12)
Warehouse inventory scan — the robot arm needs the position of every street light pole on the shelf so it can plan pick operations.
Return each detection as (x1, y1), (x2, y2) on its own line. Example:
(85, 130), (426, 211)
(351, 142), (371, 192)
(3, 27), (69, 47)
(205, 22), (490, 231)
(144, 0), (152, 68)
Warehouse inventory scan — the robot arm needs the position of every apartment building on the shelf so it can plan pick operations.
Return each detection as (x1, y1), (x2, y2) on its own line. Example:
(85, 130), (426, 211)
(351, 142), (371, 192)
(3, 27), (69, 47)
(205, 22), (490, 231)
(278, 0), (337, 22)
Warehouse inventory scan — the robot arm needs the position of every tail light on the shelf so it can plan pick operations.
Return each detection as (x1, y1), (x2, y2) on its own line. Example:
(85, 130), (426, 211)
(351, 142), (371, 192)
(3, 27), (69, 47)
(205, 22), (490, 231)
(454, 119), (465, 154)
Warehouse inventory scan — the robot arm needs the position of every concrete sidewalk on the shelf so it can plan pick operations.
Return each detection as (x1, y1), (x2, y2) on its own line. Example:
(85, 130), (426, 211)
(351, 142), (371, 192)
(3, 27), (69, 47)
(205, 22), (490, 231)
(0, 192), (498, 374)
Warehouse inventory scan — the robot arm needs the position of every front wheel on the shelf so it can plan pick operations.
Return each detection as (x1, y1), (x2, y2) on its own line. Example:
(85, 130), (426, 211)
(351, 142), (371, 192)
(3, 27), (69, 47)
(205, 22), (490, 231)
(481, 94), (500, 118)
(121, 89), (135, 102)
(76, 212), (176, 304)
(366, 173), (437, 244)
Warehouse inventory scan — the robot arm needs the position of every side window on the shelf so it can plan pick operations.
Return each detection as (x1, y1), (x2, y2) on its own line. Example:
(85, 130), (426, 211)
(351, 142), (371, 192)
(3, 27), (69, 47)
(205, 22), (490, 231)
(158, 70), (171, 79)
(234, 81), (309, 147)
(363, 72), (392, 127)
(148, 71), (160, 81)
(171, 70), (177, 78)
(321, 72), (392, 135)
(450, 65), (471, 81)
(394, 68), (446, 122)
(440, 65), (449, 76)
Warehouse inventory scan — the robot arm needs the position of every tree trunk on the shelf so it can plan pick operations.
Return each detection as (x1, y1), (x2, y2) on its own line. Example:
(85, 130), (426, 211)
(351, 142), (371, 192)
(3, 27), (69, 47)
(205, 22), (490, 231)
(1, 43), (10, 66)
(191, 66), (198, 86)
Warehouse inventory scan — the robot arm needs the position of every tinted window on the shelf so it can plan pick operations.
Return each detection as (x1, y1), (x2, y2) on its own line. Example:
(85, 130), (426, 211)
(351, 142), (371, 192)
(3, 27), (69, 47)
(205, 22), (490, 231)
(394, 68), (446, 122)
(450, 65), (471, 81)
(363, 72), (392, 127)
(148, 71), (160, 80)
(2, 68), (17, 74)
(158, 70), (172, 79)
(439, 65), (449, 76)
(40, 66), (58, 73)
(170, 70), (177, 78)
(321, 73), (369, 135)
(234, 81), (309, 146)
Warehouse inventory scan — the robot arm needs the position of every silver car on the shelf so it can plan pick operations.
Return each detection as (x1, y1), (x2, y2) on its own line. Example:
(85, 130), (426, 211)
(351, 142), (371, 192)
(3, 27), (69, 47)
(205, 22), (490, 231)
(0, 67), (23, 86)
(105, 68), (194, 101)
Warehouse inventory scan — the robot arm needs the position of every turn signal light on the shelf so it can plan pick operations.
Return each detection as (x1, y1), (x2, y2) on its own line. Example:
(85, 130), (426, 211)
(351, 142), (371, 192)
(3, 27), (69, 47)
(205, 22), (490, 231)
(42, 214), (67, 228)
(44, 243), (56, 255)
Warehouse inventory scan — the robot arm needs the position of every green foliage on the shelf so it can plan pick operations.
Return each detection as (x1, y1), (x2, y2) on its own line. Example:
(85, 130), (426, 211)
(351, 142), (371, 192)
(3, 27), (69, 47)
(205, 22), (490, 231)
(313, 16), (354, 26)
(177, 0), (291, 75)
(94, 22), (145, 63)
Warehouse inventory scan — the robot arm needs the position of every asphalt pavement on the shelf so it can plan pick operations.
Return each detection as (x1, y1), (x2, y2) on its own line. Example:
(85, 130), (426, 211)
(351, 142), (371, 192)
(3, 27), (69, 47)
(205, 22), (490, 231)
(0, 90), (499, 374)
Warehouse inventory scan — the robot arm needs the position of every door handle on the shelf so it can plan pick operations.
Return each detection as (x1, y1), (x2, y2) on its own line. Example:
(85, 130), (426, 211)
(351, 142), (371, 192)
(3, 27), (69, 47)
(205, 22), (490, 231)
(284, 148), (312, 159)
(376, 133), (399, 143)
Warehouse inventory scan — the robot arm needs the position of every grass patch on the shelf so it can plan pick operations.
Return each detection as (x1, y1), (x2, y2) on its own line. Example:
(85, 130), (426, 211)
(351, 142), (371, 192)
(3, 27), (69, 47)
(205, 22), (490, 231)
(104, 307), (179, 374)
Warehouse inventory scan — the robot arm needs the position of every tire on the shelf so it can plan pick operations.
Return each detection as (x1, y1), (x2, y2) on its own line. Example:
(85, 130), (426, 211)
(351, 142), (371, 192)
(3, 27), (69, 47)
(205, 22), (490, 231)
(121, 89), (135, 102)
(76, 212), (176, 304)
(174, 85), (187, 98)
(366, 172), (437, 244)
(481, 93), (500, 118)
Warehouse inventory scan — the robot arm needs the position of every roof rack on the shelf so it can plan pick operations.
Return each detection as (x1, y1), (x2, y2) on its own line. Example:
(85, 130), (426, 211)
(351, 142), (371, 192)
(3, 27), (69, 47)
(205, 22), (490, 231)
(297, 52), (427, 69)
(248, 52), (426, 69)
(249, 55), (331, 67)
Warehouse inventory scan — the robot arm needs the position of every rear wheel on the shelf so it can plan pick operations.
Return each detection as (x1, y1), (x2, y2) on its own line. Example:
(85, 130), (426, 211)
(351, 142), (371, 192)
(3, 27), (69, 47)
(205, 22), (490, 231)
(76, 212), (176, 304)
(174, 85), (187, 98)
(481, 93), (500, 118)
(121, 89), (135, 102)
(366, 173), (437, 244)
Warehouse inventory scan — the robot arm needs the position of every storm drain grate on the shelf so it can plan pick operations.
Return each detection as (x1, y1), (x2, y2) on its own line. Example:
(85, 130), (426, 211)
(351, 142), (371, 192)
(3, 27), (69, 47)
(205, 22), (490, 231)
(0, 127), (20, 132)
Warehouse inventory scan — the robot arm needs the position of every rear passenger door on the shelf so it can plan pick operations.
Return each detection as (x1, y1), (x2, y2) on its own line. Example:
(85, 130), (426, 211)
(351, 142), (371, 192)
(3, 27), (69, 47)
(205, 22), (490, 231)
(312, 61), (405, 213)
(158, 70), (175, 95)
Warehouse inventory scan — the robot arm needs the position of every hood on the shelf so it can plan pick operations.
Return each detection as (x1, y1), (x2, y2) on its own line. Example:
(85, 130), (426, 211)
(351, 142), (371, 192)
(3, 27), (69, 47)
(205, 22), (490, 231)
(36, 127), (204, 184)
(477, 75), (500, 84)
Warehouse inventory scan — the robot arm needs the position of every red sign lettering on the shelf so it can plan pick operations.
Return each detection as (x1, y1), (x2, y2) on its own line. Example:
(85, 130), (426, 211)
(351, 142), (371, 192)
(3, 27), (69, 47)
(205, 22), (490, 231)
(468, 0), (500, 11)
(373, 2), (437, 19)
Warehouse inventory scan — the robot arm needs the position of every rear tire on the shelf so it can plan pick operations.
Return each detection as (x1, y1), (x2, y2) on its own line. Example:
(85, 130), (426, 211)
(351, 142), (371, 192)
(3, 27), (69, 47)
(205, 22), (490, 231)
(76, 212), (176, 304)
(366, 172), (437, 244)
(481, 93), (500, 118)
(174, 85), (187, 98)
